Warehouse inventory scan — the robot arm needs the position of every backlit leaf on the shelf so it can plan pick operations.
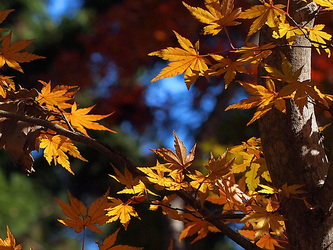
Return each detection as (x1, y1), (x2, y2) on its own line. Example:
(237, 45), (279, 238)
(149, 31), (211, 89)
(183, 0), (242, 36)
(66, 102), (115, 136)
(0, 32), (44, 73)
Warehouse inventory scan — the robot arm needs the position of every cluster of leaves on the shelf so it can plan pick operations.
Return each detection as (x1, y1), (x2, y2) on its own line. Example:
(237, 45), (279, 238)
(2, 0), (333, 248)
(150, 0), (333, 124)
(0, 10), (115, 175)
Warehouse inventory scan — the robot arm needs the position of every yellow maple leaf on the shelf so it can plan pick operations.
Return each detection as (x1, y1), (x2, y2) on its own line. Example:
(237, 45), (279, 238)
(183, 0), (242, 36)
(96, 228), (143, 250)
(0, 32), (44, 73)
(306, 24), (332, 57)
(245, 163), (261, 191)
(56, 189), (110, 234)
(149, 31), (211, 89)
(39, 134), (87, 174)
(138, 162), (187, 191)
(239, 0), (286, 39)
(234, 42), (275, 64)
(210, 57), (248, 88)
(226, 80), (285, 125)
(272, 22), (303, 45)
(36, 80), (79, 111)
(0, 226), (22, 250)
(106, 197), (141, 230)
(150, 195), (184, 221)
(66, 102), (115, 136)
(314, 0), (333, 10)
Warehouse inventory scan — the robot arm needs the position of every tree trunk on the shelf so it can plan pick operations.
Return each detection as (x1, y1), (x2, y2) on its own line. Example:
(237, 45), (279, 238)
(258, 1), (333, 248)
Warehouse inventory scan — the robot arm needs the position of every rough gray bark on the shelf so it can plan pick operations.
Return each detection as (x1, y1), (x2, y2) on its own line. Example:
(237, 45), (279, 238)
(258, 1), (333, 249)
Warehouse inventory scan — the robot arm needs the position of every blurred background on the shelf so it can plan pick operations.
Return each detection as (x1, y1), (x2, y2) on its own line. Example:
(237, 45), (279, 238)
(0, 0), (331, 249)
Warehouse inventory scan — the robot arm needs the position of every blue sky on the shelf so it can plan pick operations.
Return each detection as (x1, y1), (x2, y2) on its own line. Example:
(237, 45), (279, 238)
(47, 0), (82, 23)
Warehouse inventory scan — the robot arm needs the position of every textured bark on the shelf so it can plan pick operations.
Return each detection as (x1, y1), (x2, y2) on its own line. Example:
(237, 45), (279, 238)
(258, 1), (333, 249)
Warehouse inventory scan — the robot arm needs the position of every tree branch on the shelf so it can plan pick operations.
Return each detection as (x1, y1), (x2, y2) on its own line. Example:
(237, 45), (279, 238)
(0, 110), (260, 250)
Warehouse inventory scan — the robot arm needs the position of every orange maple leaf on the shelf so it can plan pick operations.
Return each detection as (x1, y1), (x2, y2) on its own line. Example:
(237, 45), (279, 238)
(0, 226), (22, 250)
(0, 10), (14, 33)
(180, 210), (220, 243)
(106, 197), (141, 230)
(151, 131), (196, 170)
(226, 80), (285, 125)
(96, 228), (143, 250)
(65, 102), (115, 136)
(0, 75), (15, 98)
(56, 189), (110, 234)
(36, 80), (79, 111)
(241, 205), (285, 238)
(256, 233), (283, 250)
(183, 0), (242, 36)
(149, 31), (211, 89)
(39, 134), (87, 174)
(0, 32), (44, 73)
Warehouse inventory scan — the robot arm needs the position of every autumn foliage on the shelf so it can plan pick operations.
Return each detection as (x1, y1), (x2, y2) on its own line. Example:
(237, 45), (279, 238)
(1, 0), (333, 249)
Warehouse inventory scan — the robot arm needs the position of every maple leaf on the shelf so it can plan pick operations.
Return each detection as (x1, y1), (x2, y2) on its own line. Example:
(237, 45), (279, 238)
(281, 183), (306, 198)
(39, 134), (87, 174)
(65, 102), (115, 136)
(179, 209), (220, 243)
(238, 229), (256, 241)
(0, 75), (15, 98)
(278, 80), (325, 112)
(0, 32), (44, 73)
(110, 165), (139, 189)
(245, 163), (261, 191)
(183, 0), (242, 36)
(306, 24), (332, 57)
(56, 189), (110, 234)
(216, 175), (250, 212)
(106, 197), (141, 230)
(314, 0), (333, 10)
(0, 10), (14, 33)
(204, 151), (233, 179)
(241, 205), (285, 238)
(111, 166), (158, 196)
(138, 161), (188, 191)
(239, 0), (286, 39)
(234, 42), (275, 64)
(210, 56), (248, 88)
(96, 228), (143, 250)
(0, 89), (45, 173)
(0, 226), (22, 250)
(36, 80), (79, 111)
(150, 195), (184, 221)
(256, 233), (283, 250)
(272, 22), (303, 45)
(149, 31), (211, 89)
(263, 52), (301, 84)
(151, 131), (196, 170)
(226, 80), (285, 125)
(258, 184), (279, 195)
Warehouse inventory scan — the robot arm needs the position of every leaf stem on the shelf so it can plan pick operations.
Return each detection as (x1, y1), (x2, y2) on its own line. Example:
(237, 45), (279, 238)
(82, 227), (86, 250)
(224, 27), (235, 50)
